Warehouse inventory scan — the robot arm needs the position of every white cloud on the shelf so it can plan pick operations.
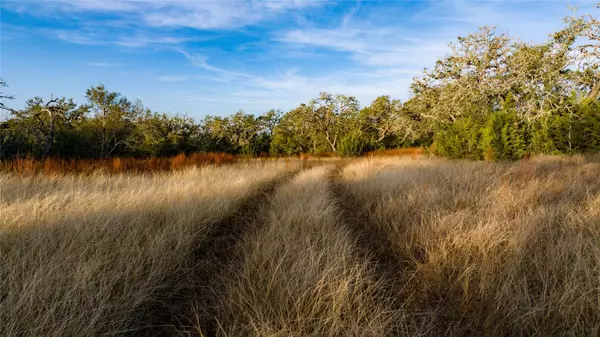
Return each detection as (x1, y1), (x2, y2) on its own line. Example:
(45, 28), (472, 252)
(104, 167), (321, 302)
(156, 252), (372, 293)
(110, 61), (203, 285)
(170, 56), (415, 112)
(8, 0), (322, 30)
(86, 62), (116, 67)
(44, 0), (138, 11)
(277, 27), (450, 70)
(157, 75), (192, 82)
(264, 0), (595, 108)
(174, 48), (256, 79)
(46, 27), (193, 47)
(54, 30), (98, 45)
(113, 36), (190, 48)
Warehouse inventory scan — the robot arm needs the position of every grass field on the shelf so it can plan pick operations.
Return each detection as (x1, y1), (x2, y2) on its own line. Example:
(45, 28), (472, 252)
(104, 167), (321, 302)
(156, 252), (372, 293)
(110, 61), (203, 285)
(1, 156), (600, 335)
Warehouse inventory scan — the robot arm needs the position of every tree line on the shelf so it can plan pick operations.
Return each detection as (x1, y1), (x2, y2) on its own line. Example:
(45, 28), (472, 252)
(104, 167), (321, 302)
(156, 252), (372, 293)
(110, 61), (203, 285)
(1, 8), (598, 160)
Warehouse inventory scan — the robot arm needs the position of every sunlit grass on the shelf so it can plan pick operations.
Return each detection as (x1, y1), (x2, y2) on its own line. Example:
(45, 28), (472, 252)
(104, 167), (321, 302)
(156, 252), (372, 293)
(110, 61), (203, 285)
(2, 155), (599, 335)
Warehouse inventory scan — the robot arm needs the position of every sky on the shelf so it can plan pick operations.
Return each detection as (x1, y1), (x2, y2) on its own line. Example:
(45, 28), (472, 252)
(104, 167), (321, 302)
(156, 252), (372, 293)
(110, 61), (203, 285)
(0, 0), (598, 119)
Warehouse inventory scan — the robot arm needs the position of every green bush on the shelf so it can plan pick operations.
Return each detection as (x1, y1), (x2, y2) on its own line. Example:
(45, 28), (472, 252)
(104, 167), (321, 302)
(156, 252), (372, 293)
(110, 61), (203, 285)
(270, 129), (310, 156)
(575, 100), (600, 152)
(337, 132), (373, 157)
(481, 110), (532, 160)
(434, 117), (483, 160)
(537, 100), (600, 154)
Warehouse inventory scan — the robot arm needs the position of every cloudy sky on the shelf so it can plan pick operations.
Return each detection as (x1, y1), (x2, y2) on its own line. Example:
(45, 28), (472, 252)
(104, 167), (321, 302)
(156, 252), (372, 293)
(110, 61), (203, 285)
(1, 0), (597, 119)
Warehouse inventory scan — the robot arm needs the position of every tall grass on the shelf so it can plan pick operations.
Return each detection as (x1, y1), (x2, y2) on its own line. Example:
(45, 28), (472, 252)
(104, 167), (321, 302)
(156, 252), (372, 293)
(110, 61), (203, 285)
(2, 155), (599, 335)
(0, 162), (291, 335)
(340, 155), (600, 334)
(0, 152), (236, 175)
(365, 147), (425, 159)
(214, 166), (395, 336)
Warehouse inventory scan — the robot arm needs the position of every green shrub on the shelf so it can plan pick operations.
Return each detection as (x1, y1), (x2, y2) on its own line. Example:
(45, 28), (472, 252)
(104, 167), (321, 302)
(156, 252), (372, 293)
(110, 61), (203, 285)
(337, 132), (373, 157)
(434, 117), (483, 160)
(270, 129), (310, 156)
(576, 100), (600, 152)
(537, 101), (600, 154)
(481, 110), (532, 160)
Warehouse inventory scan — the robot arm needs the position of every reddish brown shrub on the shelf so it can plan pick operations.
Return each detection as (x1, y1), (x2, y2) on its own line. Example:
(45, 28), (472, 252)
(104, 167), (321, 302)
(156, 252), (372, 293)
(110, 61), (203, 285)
(0, 152), (238, 175)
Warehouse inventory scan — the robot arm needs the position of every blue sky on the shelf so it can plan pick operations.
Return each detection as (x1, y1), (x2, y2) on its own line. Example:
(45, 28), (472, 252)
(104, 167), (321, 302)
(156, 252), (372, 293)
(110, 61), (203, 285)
(1, 0), (597, 119)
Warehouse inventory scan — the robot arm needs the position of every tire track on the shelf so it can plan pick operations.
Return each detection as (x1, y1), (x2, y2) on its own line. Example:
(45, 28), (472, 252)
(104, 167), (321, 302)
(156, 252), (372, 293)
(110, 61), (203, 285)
(210, 164), (400, 336)
(329, 166), (408, 282)
(328, 166), (414, 334)
(134, 170), (298, 336)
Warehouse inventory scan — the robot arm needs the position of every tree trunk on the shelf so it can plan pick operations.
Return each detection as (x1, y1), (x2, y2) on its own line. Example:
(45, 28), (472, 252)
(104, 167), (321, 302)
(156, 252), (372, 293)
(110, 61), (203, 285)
(325, 131), (336, 153)
(376, 127), (387, 143)
(586, 81), (600, 100)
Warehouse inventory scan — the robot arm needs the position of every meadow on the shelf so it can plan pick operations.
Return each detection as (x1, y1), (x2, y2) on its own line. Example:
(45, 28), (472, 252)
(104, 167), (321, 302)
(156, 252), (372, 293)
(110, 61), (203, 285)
(1, 155), (600, 336)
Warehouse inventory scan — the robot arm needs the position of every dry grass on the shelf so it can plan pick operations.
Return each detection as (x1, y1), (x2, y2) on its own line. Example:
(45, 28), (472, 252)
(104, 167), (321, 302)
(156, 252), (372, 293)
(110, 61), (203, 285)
(0, 152), (236, 175)
(365, 147), (426, 159)
(213, 166), (395, 336)
(2, 155), (600, 335)
(0, 162), (293, 335)
(340, 155), (600, 335)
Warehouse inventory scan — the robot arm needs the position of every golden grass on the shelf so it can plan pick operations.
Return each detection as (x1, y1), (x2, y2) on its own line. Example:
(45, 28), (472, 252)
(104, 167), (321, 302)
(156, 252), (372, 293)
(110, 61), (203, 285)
(0, 162), (293, 335)
(213, 166), (395, 336)
(2, 156), (600, 335)
(340, 155), (600, 334)
(365, 146), (426, 159)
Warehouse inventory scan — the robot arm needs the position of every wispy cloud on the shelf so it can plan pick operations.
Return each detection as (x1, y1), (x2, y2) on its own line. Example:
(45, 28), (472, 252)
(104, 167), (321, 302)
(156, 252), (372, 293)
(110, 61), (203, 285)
(40, 26), (197, 49)
(277, 26), (449, 70)
(53, 29), (98, 45)
(267, 0), (591, 106)
(5, 0), (323, 30)
(113, 36), (192, 48)
(157, 75), (192, 82)
(156, 0), (593, 113)
(174, 48), (256, 80)
(86, 62), (116, 68)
